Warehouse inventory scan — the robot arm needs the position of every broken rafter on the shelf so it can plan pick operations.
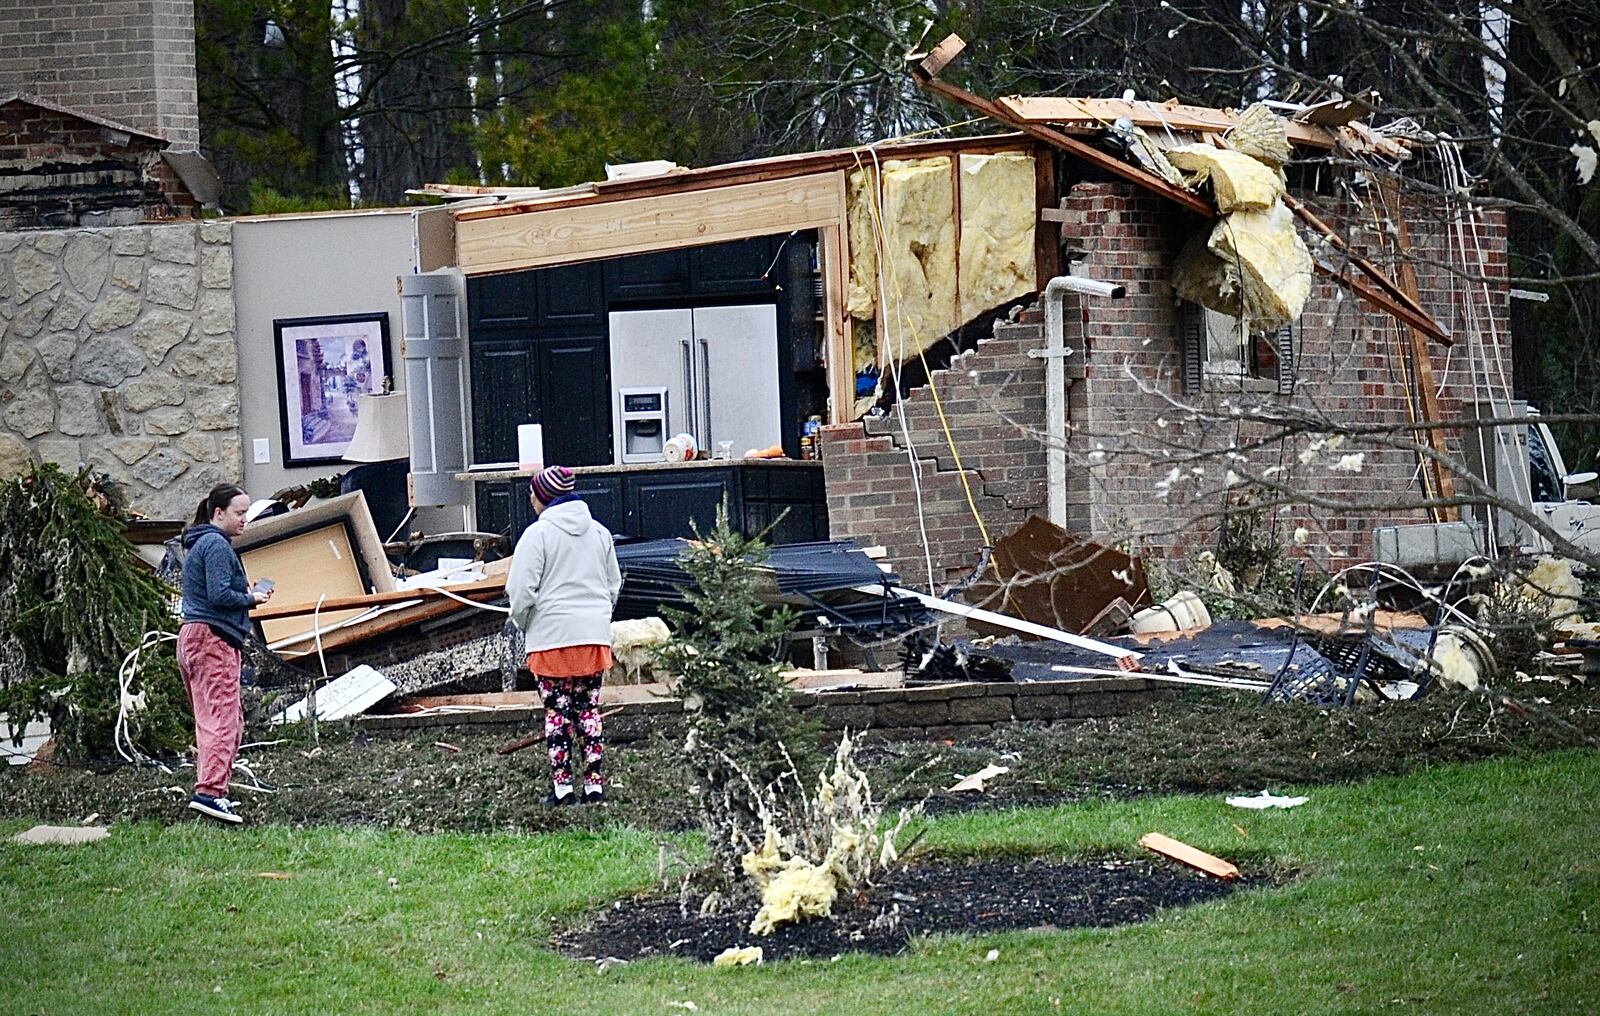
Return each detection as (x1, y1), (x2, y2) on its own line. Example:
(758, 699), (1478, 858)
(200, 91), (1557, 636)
(1284, 192), (1452, 345)
(910, 36), (1213, 218)
(913, 35), (1454, 347)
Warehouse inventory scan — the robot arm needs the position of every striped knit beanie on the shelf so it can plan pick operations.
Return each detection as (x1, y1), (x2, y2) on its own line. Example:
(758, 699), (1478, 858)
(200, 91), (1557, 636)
(530, 464), (576, 504)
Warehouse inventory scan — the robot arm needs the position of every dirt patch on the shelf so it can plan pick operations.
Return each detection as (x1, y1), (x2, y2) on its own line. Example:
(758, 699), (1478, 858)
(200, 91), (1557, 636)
(2, 682), (1596, 831)
(559, 856), (1260, 963)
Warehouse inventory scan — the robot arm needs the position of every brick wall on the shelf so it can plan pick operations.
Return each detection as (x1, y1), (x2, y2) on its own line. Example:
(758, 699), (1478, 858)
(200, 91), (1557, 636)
(823, 180), (1513, 586)
(821, 317), (1049, 589)
(0, 100), (194, 229)
(0, 0), (199, 150)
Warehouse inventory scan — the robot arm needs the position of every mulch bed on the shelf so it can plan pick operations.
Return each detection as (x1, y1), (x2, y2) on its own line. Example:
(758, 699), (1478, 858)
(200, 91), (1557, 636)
(558, 855), (1257, 963)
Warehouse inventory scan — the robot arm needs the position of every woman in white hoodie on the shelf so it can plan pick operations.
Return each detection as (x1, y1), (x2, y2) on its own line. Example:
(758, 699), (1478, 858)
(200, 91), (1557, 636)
(507, 465), (623, 806)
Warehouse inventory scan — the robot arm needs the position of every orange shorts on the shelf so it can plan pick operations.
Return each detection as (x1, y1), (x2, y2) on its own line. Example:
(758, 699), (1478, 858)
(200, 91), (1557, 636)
(527, 643), (613, 678)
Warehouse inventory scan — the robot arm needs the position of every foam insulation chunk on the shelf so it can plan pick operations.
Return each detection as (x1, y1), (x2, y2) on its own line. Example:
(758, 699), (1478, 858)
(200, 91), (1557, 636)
(879, 156), (958, 361)
(1204, 203), (1313, 331)
(957, 152), (1037, 322)
(1167, 145), (1285, 212)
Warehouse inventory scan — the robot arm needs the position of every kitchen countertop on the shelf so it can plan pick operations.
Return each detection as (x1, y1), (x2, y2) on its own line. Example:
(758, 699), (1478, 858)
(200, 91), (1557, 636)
(456, 458), (823, 482)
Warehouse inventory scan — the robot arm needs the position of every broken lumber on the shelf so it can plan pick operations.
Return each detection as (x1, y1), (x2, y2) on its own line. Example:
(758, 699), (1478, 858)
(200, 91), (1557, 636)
(251, 576), (506, 622)
(910, 35), (1214, 218)
(1139, 832), (1239, 880)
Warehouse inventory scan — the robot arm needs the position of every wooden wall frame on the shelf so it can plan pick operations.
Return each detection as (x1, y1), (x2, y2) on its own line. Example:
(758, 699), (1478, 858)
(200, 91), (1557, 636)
(456, 173), (846, 276)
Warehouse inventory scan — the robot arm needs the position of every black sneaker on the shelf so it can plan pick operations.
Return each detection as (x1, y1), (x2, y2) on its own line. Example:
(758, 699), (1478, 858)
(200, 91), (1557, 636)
(582, 789), (606, 805)
(188, 794), (244, 825)
(542, 789), (576, 808)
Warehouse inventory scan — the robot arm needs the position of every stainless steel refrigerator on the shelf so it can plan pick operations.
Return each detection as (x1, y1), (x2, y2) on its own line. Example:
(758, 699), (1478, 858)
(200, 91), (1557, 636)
(608, 304), (783, 463)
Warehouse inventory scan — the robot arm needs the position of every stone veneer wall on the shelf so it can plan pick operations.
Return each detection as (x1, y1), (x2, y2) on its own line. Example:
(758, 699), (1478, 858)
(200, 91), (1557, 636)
(0, 221), (239, 517)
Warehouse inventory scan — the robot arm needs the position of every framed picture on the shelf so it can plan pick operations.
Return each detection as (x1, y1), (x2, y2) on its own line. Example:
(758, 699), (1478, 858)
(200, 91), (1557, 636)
(272, 314), (392, 466)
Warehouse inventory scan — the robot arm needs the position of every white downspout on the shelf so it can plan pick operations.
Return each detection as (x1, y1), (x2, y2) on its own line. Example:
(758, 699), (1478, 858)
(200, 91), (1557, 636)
(1040, 273), (1126, 527)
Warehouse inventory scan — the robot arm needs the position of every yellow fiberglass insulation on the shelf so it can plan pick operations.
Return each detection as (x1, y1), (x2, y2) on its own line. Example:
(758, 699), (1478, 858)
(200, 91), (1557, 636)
(1516, 556), (1583, 629)
(878, 156), (958, 362)
(1226, 103), (1294, 169)
(957, 152), (1037, 323)
(1205, 202), (1313, 332)
(747, 859), (841, 936)
(1167, 144), (1285, 213)
(845, 166), (878, 325)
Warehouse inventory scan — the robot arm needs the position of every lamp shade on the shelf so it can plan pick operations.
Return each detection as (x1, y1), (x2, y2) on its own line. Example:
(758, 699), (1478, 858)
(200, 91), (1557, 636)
(343, 391), (410, 462)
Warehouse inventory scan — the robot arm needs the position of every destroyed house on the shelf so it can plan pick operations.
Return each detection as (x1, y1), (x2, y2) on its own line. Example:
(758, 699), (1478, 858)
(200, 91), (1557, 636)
(406, 80), (1509, 591)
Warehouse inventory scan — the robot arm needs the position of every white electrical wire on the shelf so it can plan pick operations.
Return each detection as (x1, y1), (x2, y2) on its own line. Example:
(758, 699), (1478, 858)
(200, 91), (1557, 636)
(114, 629), (178, 767)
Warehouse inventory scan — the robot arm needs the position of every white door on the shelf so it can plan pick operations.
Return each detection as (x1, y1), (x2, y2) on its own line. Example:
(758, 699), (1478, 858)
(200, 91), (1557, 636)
(401, 270), (469, 507)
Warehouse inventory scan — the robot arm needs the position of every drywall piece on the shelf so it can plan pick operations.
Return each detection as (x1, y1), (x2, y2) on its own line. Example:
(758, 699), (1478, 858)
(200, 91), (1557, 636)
(1166, 145), (1284, 212)
(235, 491), (397, 646)
(957, 152), (1037, 322)
(1208, 203), (1312, 331)
(878, 157), (958, 361)
(1139, 832), (1239, 880)
(12, 825), (110, 846)
(273, 665), (397, 724)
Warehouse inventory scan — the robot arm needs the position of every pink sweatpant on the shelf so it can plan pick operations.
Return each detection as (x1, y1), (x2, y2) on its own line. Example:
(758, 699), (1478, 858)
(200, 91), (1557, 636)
(178, 622), (243, 797)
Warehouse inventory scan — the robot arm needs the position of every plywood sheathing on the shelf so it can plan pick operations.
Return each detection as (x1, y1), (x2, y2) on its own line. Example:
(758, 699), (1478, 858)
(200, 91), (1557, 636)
(957, 152), (1037, 323)
(994, 95), (1410, 160)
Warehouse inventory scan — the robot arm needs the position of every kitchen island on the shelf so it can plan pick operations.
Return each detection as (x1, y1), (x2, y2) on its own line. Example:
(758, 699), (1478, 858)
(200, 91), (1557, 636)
(459, 459), (828, 543)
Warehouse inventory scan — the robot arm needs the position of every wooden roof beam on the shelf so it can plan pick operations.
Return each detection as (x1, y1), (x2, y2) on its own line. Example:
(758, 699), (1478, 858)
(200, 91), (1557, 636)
(910, 35), (1215, 218)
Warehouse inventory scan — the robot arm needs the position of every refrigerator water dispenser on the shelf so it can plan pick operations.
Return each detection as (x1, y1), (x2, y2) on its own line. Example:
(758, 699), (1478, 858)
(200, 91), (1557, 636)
(617, 386), (668, 463)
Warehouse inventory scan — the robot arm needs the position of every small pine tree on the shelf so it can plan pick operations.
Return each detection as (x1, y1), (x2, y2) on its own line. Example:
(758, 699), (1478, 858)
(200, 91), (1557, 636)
(653, 507), (815, 885)
(0, 465), (188, 758)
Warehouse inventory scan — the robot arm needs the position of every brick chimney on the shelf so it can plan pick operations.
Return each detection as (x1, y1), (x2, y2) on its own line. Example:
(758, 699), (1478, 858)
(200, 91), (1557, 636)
(0, 0), (199, 151)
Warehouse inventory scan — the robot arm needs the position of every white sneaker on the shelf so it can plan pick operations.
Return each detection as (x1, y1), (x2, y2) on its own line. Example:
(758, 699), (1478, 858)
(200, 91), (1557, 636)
(188, 794), (244, 825)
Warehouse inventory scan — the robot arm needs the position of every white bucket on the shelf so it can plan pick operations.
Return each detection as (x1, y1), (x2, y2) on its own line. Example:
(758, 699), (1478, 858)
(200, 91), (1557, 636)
(1129, 591), (1212, 635)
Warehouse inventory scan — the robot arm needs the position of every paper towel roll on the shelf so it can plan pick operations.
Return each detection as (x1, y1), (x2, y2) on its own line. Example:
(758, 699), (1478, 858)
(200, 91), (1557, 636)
(517, 424), (544, 470)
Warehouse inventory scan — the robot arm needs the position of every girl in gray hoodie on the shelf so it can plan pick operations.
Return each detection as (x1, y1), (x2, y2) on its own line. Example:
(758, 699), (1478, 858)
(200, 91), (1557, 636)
(508, 466), (622, 806)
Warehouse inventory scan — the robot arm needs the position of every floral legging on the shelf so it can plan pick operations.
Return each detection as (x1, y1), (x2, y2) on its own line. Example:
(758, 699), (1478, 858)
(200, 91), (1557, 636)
(537, 674), (604, 792)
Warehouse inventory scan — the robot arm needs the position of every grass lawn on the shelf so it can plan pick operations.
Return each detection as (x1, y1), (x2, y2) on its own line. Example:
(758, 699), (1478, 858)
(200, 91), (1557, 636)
(4, 749), (1598, 1015)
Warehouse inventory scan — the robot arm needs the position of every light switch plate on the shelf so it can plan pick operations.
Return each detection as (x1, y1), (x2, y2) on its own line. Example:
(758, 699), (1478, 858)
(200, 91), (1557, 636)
(252, 438), (270, 464)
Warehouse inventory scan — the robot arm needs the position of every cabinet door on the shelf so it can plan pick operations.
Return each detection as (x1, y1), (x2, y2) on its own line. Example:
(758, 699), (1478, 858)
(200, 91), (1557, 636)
(537, 336), (611, 467)
(574, 475), (625, 535)
(468, 272), (536, 334)
(691, 236), (777, 297)
(606, 248), (691, 301)
(475, 482), (514, 539)
(537, 262), (604, 329)
(469, 342), (537, 465)
(627, 470), (738, 540)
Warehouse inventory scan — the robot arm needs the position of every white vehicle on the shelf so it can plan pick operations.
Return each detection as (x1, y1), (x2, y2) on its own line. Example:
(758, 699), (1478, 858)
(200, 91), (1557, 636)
(1524, 409), (1600, 554)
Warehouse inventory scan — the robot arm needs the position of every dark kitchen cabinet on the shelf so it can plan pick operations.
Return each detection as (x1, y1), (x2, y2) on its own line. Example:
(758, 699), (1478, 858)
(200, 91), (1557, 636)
(604, 248), (692, 301)
(537, 336), (610, 467)
(474, 464), (826, 545)
(469, 343), (537, 464)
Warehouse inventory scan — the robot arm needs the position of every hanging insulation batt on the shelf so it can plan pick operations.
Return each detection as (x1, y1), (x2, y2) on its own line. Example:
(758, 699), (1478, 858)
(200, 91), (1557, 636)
(957, 152), (1037, 322)
(878, 156), (958, 361)
(1208, 203), (1313, 331)
(1166, 145), (1285, 212)
(845, 165), (880, 375)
